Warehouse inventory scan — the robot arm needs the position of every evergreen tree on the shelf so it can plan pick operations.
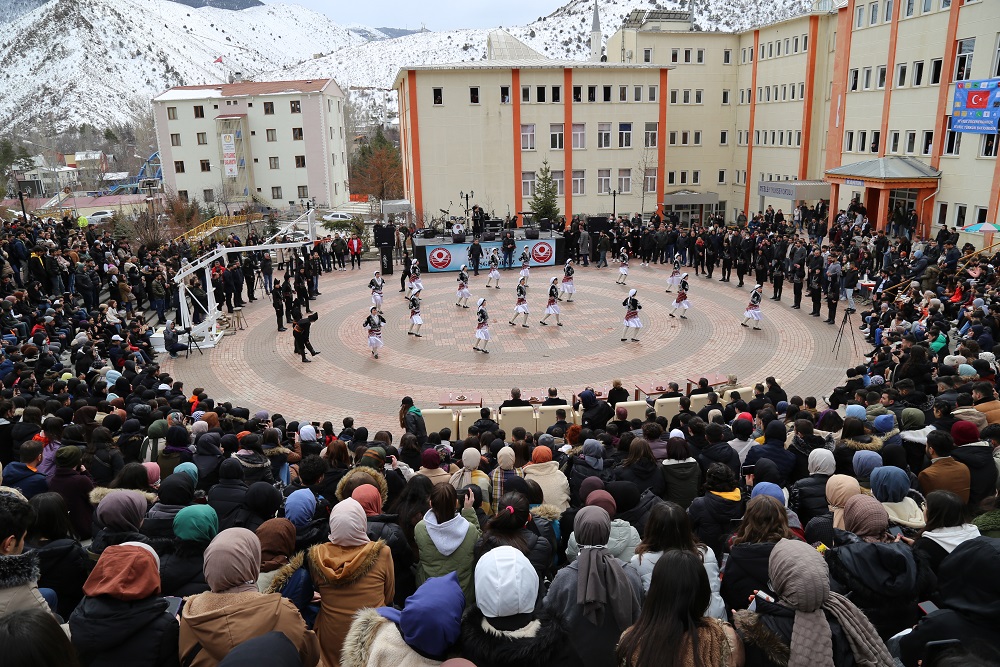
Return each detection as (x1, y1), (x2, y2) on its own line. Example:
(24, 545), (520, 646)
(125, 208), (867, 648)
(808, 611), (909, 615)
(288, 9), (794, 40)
(529, 160), (560, 224)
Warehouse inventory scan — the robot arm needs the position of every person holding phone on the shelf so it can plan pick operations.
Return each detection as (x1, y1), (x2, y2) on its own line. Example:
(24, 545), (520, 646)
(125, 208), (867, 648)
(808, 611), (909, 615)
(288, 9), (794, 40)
(414, 485), (481, 604)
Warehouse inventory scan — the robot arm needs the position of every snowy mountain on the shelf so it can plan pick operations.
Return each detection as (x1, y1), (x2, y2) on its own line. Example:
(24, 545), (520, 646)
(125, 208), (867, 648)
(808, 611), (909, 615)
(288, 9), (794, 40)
(0, 0), (811, 132)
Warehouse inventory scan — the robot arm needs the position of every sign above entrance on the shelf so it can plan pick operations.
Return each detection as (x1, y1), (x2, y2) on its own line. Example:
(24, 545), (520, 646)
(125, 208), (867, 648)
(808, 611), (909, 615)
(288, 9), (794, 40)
(951, 79), (1000, 134)
(845, 179), (865, 187)
(757, 182), (795, 198)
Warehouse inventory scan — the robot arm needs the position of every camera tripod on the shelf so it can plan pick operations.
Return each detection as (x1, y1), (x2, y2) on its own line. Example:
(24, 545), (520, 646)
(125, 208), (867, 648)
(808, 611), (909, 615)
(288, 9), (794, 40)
(185, 329), (203, 358)
(832, 307), (860, 360)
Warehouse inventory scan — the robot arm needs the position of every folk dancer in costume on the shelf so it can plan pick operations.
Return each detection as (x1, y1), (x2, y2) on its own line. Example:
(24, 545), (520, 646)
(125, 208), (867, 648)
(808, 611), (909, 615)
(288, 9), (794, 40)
(741, 284), (763, 331)
(665, 254), (682, 293)
(455, 265), (472, 308)
(407, 288), (424, 337)
(539, 277), (563, 327)
(364, 307), (386, 359)
(615, 248), (630, 285)
(405, 259), (423, 299)
(509, 277), (530, 328)
(293, 312), (320, 363)
(486, 249), (502, 289)
(518, 247), (531, 284)
(622, 289), (643, 342)
(368, 271), (385, 313)
(473, 297), (491, 353)
(560, 259), (575, 302)
(669, 273), (691, 319)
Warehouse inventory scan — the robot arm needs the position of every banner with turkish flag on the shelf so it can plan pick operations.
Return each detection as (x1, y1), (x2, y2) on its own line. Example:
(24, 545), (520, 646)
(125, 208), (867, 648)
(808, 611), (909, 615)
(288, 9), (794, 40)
(951, 79), (1000, 134)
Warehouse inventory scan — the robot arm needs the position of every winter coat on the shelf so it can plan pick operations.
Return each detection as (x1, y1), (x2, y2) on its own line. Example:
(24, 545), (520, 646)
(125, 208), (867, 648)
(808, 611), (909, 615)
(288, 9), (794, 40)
(720, 541), (778, 614)
(788, 474), (831, 526)
(460, 607), (578, 667)
(734, 603), (856, 667)
(414, 507), (481, 604)
(566, 456), (612, 507)
(787, 433), (834, 484)
(48, 466), (95, 539)
(0, 550), (51, 617)
(1, 461), (48, 498)
(688, 490), (744, 561)
(365, 513), (416, 606)
(232, 452), (275, 485)
(615, 488), (663, 538)
(631, 546), (726, 619)
(613, 458), (666, 498)
(660, 458), (701, 508)
(833, 435), (883, 477)
(524, 460), (571, 511)
(206, 479), (249, 528)
(917, 457), (971, 504)
(952, 442), (999, 505)
(26, 537), (92, 618)
(696, 441), (742, 478)
(403, 408), (427, 446)
(70, 589), (179, 667)
(309, 540), (394, 667)
(341, 607), (446, 667)
(566, 518), (640, 563)
(258, 551), (316, 628)
(744, 441), (797, 486)
(158, 544), (210, 597)
(475, 525), (554, 586)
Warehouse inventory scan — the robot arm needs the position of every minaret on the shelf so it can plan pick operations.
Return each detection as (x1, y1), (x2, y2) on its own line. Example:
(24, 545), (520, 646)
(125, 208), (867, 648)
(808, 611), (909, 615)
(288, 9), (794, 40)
(590, 1), (602, 62)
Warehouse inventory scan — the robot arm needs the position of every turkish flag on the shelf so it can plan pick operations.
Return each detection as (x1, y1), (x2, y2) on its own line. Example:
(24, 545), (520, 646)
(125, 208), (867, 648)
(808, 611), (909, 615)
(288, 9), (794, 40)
(968, 91), (989, 109)
(213, 56), (223, 64)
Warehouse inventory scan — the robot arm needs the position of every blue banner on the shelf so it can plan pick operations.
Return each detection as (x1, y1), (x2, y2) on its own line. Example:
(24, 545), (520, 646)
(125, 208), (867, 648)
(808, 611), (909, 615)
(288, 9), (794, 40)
(425, 240), (556, 272)
(951, 79), (1000, 134)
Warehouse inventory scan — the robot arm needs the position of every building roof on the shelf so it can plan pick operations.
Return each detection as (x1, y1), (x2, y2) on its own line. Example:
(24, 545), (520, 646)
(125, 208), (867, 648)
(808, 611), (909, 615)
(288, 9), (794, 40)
(101, 172), (130, 181)
(486, 30), (545, 60)
(621, 9), (694, 28)
(825, 156), (942, 180)
(153, 79), (333, 102)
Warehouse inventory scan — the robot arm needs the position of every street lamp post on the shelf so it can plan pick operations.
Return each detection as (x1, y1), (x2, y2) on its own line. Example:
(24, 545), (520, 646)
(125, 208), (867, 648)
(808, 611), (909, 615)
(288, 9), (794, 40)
(17, 190), (28, 223)
(611, 189), (618, 220)
(459, 190), (474, 220)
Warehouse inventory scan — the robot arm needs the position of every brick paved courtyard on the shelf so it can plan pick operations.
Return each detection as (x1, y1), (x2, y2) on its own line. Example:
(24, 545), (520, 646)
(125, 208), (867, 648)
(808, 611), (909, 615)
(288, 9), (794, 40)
(161, 260), (865, 433)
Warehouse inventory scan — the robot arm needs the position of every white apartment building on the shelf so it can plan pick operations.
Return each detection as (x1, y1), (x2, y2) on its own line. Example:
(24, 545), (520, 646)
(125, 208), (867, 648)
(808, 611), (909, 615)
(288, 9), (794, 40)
(152, 79), (350, 211)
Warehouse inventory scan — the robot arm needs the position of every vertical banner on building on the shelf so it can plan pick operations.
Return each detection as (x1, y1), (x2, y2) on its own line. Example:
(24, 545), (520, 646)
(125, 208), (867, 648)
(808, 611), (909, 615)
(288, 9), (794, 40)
(221, 133), (238, 177)
(951, 79), (1000, 134)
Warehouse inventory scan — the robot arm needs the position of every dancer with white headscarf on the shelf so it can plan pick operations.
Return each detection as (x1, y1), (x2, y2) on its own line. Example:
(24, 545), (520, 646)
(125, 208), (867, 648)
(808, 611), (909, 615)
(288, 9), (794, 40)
(622, 289), (643, 342)
(540, 277), (563, 326)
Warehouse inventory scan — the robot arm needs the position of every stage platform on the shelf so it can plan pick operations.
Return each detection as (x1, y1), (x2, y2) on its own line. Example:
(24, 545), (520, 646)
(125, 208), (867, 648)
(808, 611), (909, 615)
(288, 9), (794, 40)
(412, 230), (566, 272)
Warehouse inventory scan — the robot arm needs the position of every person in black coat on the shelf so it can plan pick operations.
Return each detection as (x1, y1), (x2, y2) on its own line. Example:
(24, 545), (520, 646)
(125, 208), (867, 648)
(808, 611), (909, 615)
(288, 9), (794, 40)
(26, 492), (94, 619)
(613, 438), (666, 498)
(158, 505), (217, 597)
(191, 432), (225, 492)
(226, 482), (283, 533)
(687, 463), (745, 561)
(695, 423), (742, 478)
(786, 419), (834, 484)
(720, 495), (794, 614)
(140, 473), (195, 539)
(206, 459), (249, 528)
(70, 543), (179, 667)
(576, 389), (614, 431)
(789, 448), (836, 526)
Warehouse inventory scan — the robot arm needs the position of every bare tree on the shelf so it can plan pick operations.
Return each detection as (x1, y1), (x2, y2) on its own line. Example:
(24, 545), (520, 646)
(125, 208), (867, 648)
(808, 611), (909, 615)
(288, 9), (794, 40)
(634, 147), (658, 217)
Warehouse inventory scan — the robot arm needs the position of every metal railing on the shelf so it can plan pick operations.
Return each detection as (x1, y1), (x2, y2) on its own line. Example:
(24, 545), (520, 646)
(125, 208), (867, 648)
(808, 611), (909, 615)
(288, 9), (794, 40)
(173, 213), (263, 242)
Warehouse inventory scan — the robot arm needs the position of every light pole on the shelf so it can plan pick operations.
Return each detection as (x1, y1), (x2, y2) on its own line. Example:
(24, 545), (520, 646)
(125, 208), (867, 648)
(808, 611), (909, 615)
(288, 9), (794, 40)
(459, 190), (473, 219)
(611, 189), (618, 220)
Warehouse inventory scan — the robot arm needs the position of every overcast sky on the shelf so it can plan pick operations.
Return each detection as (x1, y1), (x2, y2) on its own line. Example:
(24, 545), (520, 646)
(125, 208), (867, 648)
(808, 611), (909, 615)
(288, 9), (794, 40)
(268, 0), (552, 31)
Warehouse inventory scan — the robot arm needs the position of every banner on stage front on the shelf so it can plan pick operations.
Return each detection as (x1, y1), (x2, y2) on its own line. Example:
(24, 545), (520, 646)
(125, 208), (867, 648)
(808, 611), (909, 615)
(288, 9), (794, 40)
(951, 79), (1000, 134)
(425, 240), (556, 272)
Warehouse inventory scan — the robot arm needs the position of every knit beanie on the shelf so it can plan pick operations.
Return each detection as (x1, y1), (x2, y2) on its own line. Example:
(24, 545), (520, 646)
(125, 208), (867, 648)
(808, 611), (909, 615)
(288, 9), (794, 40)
(530, 446), (552, 464)
(951, 420), (980, 446)
(844, 404), (867, 420)
(585, 490), (617, 519)
(360, 446), (386, 469)
(958, 364), (977, 377)
(872, 414), (895, 434)
(750, 482), (786, 506)
(55, 445), (83, 468)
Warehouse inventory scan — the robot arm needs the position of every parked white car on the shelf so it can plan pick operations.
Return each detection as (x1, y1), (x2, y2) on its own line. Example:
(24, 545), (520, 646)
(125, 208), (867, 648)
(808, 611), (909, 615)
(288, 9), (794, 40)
(322, 211), (354, 222)
(87, 210), (115, 224)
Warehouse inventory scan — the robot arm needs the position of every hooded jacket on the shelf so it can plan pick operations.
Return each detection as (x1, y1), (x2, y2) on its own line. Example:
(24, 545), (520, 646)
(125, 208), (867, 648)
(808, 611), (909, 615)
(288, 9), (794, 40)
(460, 607), (577, 667)
(0, 549), (49, 617)
(952, 441), (999, 505)
(720, 541), (778, 614)
(833, 435), (884, 476)
(1, 461), (48, 498)
(787, 433), (834, 484)
(69, 545), (179, 667)
(687, 489), (745, 561)
(660, 457), (701, 508)
(207, 459), (249, 527)
(696, 441), (742, 478)
(524, 460), (571, 511)
(192, 434), (225, 491)
(744, 423), (797, 485)
(27, 536), (92, 618)
(565, 518), (641, 563)
(631, 546), (726, 619)
(414, 507), (481, 604)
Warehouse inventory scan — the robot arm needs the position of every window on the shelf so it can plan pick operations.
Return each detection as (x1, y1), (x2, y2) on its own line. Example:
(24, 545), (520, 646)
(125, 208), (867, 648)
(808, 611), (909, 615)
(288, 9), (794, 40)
(588, 86), (597, 102)
(521, 171), (536, 197)
(723, 49), (732, 64)
(572, 170), (585, 194)
(269, 157), (279, 169)
(433, 88), (443, 105)
(955, 38), (975, 80)
(905, 0), (914, 16)
(648, 86), (657, 102)
(877, 66), (887, 89)
(297, 186), (308, 198)
(793, 36), (800, 52)
(594, 122), (611, 149)
(856, 5), (865, 27)
(720, 130), (729, 145)
(290, 100), (301, 113)
(684, 48), (692, 63)
(871, 130), (881, 153)
(522, 86), (530, 102)
(669, 131), (678, 145)
(169, 133), (181, 146)
(521, 124), (535, 150)
(692, 171), (701, 185)
(995, 34), (1000, 76)
(890, 130), (900, 153)
(845, 130), (855, 152)
(173, 160), (185, 173)
(981, 133), (999, 157)
(722, 89), (731, 104)
(193, 106), (204, 119)
(693, 131), (702, 145)
(551, 170), (564, 196)
(782, 84), (788, 101)
(885, 0), (893, 20)
(501, 86), (510, 103)
(897, 63), (907, 86)
(671, 48), (679, 63)
(644, 122), (658, 148)
(697, 49), (705, 63)
(603, 86), (612, 102)
(668, 172), (676, 185)
(572, 86), (581, 102)
(796, 130), (802, 146)
(871, 2), (879, 24)
(905, 130), (917, 153)
(644, 168), (657, 192)
(263, 102), (274, 114)
(670, 89), (678, 104)
(618, 122), (632, 148)
(758, 87), (763, 102)
(922, 130), (933, 155)
(469, 87), (480, 104)
(683, 89), (691, 104)
(271, 187), (282, 199)
(203, 189), (214, 203)
(695, 90), (703, 104)
(618, 169), (632, 193)
(552, 86), (561, 103)
(912, 61), (924, 86)
(550, 124), (564, 149)
(768, 43), (774, 58)
(779, 130), (785, 145)
(680, 171), (688, 185)
(295, 155), (306, 168)
(683, 131), (691, 145)
(955, 204), (967, 228)
(765, 87), (771, 102)
(922, 0), (931, 11)
(930, 58), (943, 84)
(196, 132), (207, 145)
(266, 128), (277, 142)
(799, 83), (805, 98)
(177, 190), (188, 202)
(199, 159), (211, 172)
(718, 169), (727, 184)
(937, 202), (949, 227)
(770, 130), (776, 145)
(536, 86), (546, 103)
(944, 129), (962, 155)
(292, 128), (303, 140)
(167, 106), (177, 120)
(598, 169), (611, 194)
(572, 123), (585, 149)
(863, 67), (873, 89)
(803, 34), (808, 50)
(643, 47), (653, 63)
(633, 86), (642, 102)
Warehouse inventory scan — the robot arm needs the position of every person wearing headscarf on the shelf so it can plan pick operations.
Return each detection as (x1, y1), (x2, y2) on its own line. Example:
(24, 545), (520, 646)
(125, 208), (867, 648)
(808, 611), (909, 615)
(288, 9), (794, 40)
(69, 543), (180, 667)
(841, 494), (893, 543)
(461, 547), (576, 667)
(157, 424), (193, 480)
(790, 449), (836, 526)
(352, 484), (415, 606)
(285, 488), (327, 552)
(733, 538), (893, 667)
(141, 472), (195, 539)
(207, 459), (248, 530)
(192, 432), (225, 491)
(88, 490), (154, 558)
(566, 439), (607, 508)
(852, 450), (883, 494)
(524, 441), (571, 511)
(415, 448), (450, 486)
(174, 461), (200, 488)
(544, 506), (642, 667)
(870, 466), (925, 533)
(159, 505), (219, 596)
(488, 445), (524, 511)
(309, 498), (394, 667)
(180, 528), (321, 666)
(227, 482), (283, 533)
(255, 518), (316, 628)
(449, 447), (494, 515)
(142, 462), (162, 490)
(898, 407), (934, 471)
(564, 490), (640, 563)
(342, 572), (466, 667)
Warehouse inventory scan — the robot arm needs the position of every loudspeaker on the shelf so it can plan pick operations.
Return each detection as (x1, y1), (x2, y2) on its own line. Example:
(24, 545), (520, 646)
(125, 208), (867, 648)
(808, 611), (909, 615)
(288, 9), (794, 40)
(452, 233), (466, 243)
(525, 228), (539, 240)
(379, 247), (393, 275)
(483, 231), (495, 242)
(539, 218), (551, 232)
(422, 229), (437, 239)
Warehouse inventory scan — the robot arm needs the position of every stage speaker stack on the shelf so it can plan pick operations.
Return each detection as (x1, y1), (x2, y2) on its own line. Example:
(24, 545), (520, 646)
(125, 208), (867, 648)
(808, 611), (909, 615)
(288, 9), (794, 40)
(380, 247), (393, 275)
(525, 227), (539, 240)
(422, 228), (437, 239)
(539, 218), (551, 232)
(483, 231), (496, 241)
(452, 233), (466, 243)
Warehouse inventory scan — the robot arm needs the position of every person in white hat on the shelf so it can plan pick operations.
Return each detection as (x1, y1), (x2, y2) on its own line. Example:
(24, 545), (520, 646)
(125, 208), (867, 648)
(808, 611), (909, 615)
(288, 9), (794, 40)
(560, 258), (575, 301)
(486, 248), (502, 290)
(540, 277), (563, 327)
(456, 265), (472, 309)
(368, 270), (385, 313)
(509, 277), (530, 328)
(665, 253), (682, 293)
(364, 306), (387, 359)
(615, 248), (630, 285)
(474, 297), (491, 353)
(408, 288), (423, 338)
(406, 259), (423, 298)
(741, 284), (763, 330)
(518, 246), (531, 284)
(622, 289), (642, 342)
(669, 273), (691, 319)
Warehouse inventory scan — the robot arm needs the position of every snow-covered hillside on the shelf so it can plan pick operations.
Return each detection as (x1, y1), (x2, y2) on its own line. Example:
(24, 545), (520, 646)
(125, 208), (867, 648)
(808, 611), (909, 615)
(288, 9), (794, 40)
(0, 0), (812, 131)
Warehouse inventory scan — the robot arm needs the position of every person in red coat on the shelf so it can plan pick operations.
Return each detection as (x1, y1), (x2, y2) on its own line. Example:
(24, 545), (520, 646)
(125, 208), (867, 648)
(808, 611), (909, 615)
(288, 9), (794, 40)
(347, 233), (363, 270)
